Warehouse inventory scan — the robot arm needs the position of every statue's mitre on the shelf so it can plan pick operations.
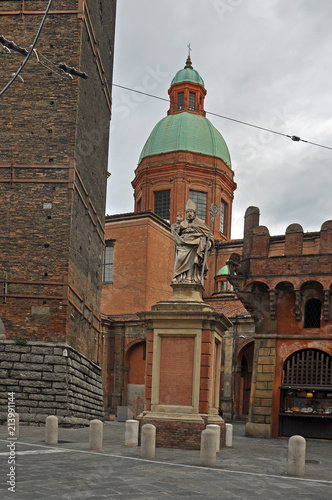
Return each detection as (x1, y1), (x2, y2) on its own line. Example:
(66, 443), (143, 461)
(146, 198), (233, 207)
(185, 199), (196, 211)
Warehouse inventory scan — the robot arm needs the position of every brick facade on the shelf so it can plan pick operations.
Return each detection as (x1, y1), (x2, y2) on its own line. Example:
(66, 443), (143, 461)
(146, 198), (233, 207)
(0, 0), (116, 422)
(229, 207), (332, 438)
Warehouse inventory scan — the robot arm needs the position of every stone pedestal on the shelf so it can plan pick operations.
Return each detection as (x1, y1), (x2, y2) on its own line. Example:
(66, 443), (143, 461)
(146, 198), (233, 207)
(137, 284), (232, 450)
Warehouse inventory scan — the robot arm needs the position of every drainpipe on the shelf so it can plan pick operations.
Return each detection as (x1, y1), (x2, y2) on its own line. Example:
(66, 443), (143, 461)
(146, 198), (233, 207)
(232, 317), (238, 420)
(120, 322), (125, 406)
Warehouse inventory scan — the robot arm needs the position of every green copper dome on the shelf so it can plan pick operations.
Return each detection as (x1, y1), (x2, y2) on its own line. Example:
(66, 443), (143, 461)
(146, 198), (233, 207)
(171, 67), (205, 88)
(217, 265), (230, 276)
(139, 112), (231, 167)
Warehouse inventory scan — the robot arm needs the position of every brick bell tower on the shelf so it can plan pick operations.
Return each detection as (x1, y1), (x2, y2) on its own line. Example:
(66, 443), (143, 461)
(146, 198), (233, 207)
(132, 54), (237, 241)
(0, 0), (116, 425)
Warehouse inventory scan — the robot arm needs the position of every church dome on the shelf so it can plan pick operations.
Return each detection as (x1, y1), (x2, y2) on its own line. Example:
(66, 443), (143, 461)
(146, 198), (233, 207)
(139, 111), (231, 167)
(171, 66), (205, 88)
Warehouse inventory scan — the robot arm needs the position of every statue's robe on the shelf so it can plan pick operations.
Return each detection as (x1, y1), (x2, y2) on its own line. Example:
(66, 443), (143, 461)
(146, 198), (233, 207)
(172, 216), (213, 282)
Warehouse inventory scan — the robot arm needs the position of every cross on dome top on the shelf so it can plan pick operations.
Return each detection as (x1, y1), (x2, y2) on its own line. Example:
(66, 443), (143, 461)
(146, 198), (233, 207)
(185, 43), (193, 69)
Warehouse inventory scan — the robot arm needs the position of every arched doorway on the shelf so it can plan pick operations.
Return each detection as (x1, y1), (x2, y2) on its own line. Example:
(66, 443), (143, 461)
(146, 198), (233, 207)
(125, 341), (146, 418)
(279, 348), (332, 439)
(235, 341), (254, 419)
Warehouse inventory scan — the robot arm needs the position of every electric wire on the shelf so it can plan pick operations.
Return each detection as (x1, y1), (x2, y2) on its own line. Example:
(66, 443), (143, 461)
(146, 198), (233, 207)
(0, 0), (54, 98)
(112, 83), (332, 152)
(2, 25), (332, 153)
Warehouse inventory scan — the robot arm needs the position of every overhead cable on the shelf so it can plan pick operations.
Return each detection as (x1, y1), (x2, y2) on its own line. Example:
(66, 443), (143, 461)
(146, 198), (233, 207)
(112, 83), (332, 152)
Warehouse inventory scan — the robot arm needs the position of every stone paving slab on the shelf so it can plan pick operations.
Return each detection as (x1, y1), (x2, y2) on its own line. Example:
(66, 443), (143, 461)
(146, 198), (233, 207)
(0, 421), (331, 499)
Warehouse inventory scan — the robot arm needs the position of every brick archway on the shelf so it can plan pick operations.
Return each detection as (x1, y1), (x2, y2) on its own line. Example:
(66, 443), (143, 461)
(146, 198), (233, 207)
(124, 340), (146, 418)
(235, 341), (254, 419)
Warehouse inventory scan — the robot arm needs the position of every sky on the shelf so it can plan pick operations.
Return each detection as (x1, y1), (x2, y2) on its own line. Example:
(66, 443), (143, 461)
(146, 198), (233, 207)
(107, 0), (332, 239)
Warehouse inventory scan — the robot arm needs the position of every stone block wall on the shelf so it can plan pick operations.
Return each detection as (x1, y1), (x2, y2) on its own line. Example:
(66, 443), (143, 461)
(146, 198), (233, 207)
(0, 340), (104, 426)
(251, 339), (276, 426)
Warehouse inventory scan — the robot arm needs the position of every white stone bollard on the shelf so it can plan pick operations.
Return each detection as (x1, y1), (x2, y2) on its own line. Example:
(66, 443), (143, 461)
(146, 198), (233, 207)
(200, 428), (217, 467)
(226, 423), (233, 447)
(89, 419), (103, 451)
(288, 435), (306, 477)
(45, 415), (58, 445)
(141, 424), (156, 459)
(125, 419), (139, 446)
(206, 424), (220, 452)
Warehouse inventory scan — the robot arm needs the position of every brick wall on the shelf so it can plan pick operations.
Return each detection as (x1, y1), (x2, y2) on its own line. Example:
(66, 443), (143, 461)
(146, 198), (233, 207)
(138, 418), (226, 450)
(0, 1), (116, 365)
(101, 213), (174, 316)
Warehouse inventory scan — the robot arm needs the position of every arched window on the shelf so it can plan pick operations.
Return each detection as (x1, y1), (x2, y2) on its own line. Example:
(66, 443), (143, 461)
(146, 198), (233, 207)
(304, 299), (321, 328)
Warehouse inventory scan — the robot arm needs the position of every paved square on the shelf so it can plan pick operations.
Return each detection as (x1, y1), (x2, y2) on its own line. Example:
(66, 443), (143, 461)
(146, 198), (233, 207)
(1, 421), (331, 499)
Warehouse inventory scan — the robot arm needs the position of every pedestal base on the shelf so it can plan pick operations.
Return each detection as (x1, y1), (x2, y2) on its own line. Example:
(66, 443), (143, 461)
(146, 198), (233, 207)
(169, 283), (204, 302)
(138, 411), (225, 450)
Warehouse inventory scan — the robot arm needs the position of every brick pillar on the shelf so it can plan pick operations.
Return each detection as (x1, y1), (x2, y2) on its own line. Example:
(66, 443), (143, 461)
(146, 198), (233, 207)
(319, 220), (332, 253)
(251, 226), (270, 257)
(285, 224), (303, 255)
(220, 333), (234, 419)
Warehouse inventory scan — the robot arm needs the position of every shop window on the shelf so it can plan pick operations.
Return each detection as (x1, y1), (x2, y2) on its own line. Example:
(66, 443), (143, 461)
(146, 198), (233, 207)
(154, 190), (170, 221)
(189, 190), (207, 221)
(304, 299), (321, 328)
(102, 242), (114, 284)
(177, 92), (184, 110)
(189, 92), (195, 110)
(220, 200), (227, 234)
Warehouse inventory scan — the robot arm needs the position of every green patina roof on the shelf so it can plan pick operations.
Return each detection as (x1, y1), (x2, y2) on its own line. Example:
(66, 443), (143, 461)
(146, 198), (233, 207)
(139, 112), (231, 166)
(217, 265), (230, 276)
(171, 67), (205, 87)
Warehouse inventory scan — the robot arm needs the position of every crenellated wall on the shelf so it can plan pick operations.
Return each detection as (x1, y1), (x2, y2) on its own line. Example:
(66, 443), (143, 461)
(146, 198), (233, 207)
(229, 207), (332, 439)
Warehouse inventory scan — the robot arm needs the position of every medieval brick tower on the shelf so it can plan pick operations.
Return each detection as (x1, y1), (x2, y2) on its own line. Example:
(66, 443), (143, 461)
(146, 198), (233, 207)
(0, 0), (116, 425)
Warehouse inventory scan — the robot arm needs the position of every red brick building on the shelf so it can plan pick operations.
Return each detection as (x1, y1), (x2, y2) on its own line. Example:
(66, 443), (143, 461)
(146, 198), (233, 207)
(101, 57), (249, 419)
(0, 0), (116, 425)
(229, 207), (332, 439)
(102, 56), (332, 441)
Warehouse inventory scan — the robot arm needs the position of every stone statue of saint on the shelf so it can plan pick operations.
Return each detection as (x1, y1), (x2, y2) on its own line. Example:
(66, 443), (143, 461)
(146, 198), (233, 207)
(171, 199), (214, 284)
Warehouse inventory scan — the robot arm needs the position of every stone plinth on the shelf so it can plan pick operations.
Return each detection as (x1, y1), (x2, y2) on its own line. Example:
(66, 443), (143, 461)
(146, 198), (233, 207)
(137, 284), (232, 450)
(169, 283), (204, 302)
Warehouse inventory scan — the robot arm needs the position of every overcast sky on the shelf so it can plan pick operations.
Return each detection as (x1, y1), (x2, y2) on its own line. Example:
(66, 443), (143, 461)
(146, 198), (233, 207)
(107, 0), (332, 239)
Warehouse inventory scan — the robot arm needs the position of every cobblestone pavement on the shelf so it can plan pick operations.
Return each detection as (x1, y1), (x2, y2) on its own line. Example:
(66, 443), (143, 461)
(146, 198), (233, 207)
(0, 421), (331, 499)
